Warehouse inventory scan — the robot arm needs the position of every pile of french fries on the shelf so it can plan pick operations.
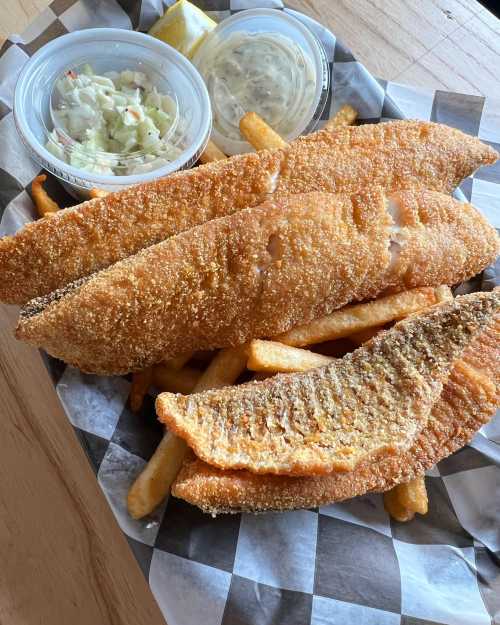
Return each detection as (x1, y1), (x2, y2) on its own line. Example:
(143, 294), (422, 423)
(32, 105), (439, 523)
(127, 280), (450, 520)
(126, 105), (448, 522)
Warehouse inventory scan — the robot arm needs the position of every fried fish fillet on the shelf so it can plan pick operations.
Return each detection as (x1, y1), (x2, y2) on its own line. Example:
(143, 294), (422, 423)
(16, 190), (499, 375)
(157, 291), (500, 475)
(1, 120), (497, 304)
(172, 315), (500, 514)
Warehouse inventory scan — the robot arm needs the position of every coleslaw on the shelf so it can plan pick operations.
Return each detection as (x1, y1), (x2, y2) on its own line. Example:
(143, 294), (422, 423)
(46, 64), (185, 175)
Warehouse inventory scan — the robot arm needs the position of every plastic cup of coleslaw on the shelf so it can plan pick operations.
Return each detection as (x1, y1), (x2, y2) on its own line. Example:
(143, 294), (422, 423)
(192, 8), (329, 155)
(14, 28), (212, 198)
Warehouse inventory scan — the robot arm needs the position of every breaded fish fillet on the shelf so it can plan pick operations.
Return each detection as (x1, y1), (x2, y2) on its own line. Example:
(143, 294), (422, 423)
(1, 120), (497, 304)
(157, 291), (500, 475)
(172, 315), (500, 514)
(16, 190), (499, 375)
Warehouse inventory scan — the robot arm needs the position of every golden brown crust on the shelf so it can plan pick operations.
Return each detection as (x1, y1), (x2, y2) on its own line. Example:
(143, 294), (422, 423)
(158, 292), (500, 476)
(16, 190), (389, 372)
(384, 190), (500, 291)
(17, 189), (499, 375)
(1, 121), (497, 305)
(275, 119), (498, 199)
(1, 150), (280, 305)
(172, 315), (500, 514)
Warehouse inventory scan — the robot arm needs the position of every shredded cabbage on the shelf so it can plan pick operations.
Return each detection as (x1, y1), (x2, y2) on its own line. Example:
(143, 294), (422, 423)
(46, 66), (183, 176)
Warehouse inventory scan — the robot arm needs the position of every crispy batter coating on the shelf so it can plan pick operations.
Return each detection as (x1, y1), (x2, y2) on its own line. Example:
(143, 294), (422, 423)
(172, 313), (500, 514)
(16, 189), (499, 375)
(384, 190), (500, 292)
(1, 120), (497, 304)
(158, 292), (500, 475)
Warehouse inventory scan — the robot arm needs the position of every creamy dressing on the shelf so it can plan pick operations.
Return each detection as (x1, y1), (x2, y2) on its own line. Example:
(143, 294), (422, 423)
(46, 65), (185, 176)
(196, 31), (316, 142)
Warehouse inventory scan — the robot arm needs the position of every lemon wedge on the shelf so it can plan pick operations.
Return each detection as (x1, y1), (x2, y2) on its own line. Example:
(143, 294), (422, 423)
(149, 0), (217, 59)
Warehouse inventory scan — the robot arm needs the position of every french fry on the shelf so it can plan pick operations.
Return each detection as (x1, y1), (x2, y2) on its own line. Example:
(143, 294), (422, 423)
(153, 364), (201, 394)
(398, 476), (429, 514)
(384, 476), (428, 522)
(383, 486), (415, 522)
(348, 325), (385, 346)
(89, 188), (110, 199)
(127, 346), (248, 518)
(350, 285), (452, 345)
(127, 431), (188, 520)
(162, 351), (194, 371)
(239, 112), (288, 150)
(276, 287), (439, 347)
(199, 140), (227, 164)
(31, 174), (60, 218)
(247, 339), (334, 373)
(241, 105), (357, 154)
(323, 104), (358, 131)
(129, 366), (153, 413)
(193, 345), (248, 392)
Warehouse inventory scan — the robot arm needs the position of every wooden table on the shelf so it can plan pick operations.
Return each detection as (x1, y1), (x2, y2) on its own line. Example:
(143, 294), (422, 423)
(0, 2), (499, 625)
(2, 0), (500, 96)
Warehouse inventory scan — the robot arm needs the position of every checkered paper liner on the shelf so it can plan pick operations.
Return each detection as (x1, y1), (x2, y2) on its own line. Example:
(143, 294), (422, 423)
(1, 1), (500, 624)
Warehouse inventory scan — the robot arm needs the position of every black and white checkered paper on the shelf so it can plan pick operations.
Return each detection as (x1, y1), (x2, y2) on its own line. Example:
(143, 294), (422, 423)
(1, 2), (499, 624)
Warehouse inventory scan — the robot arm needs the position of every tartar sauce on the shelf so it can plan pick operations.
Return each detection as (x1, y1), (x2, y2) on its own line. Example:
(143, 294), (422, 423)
(195, 31), (316, 142)
(46, 65), (185, 176)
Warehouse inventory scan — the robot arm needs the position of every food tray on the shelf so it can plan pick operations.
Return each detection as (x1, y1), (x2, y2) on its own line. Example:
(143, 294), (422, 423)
(0, 1), (499, 624)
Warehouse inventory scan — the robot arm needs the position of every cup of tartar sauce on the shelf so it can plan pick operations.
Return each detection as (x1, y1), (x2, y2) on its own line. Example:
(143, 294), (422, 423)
(192, 8), (329, 155)
(14, 28), (211, 197)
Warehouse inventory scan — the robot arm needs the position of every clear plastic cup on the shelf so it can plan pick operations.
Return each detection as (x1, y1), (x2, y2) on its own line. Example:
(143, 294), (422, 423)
(192, 8), (329, 155)
(14, 28), (212, 198)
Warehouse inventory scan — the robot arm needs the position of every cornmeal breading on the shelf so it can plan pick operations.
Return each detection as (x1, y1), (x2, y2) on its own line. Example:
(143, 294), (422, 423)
(157, 291), (500, 475)
(16, 190), (499, 375)
(171, 315), (500, 513)
(1, 120), (497, 304)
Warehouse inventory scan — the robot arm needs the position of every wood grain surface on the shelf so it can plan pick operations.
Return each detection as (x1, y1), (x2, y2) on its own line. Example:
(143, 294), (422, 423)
(0, 1), (499, 625)
(0, 306), (166, 625)
(286, 0), (500, 97)
(1, 0), (499, 96)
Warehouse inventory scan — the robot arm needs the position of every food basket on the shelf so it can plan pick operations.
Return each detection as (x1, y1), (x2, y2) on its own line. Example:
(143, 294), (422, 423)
(0, 1), (498, 624)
